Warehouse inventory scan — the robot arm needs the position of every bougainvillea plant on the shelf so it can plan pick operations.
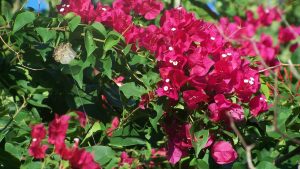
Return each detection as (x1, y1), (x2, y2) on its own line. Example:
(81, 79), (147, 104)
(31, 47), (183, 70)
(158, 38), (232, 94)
(1, 0), (300, 168)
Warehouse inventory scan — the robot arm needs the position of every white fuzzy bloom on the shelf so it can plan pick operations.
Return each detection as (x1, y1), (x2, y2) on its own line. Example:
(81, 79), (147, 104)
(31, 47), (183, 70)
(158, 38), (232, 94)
(53, 43), (76, 64)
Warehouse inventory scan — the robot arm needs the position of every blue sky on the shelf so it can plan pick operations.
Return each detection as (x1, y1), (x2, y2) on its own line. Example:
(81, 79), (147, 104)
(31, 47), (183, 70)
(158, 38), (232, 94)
(26, 0), (48, 11)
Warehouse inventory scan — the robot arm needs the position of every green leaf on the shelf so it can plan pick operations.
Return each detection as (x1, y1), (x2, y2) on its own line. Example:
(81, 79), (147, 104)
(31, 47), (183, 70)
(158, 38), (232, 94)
(0, 15), (6, 26)
(119, 82), (147, 98)
(104, 34), (120, 51)
(122, 44), (132, 55)
(109, 137), (146, 146)
(13, 11), (36, 33)
(82, 122), (103, 143)
(86, 146), (115, 165)
(84, 30), (97, 56)
(232, 162), (247, 169)
(101, 57), (112, 79)
(257, 161), (277, 169)
(291, 47), (300, 64)
(20, 162), (42, 169)
(91, 22), (106, 35)
(149, 103), (163, 132)
(35, 27), (56, 43)
(189, 158), (209, 169)
(191, 130), (209, 156)
(68, 15), (81, 32)
(5, 143), (23, 159)
(27, 99), (51, 109)
(260, 83), (270, 100)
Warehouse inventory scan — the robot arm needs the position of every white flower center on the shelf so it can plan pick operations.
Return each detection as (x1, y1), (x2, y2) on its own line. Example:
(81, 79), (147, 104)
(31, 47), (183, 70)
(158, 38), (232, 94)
(32, 138), (37, 142)
(171, 27), (176, 31)
(165, 78), (170, 83)
(60, 8), (65, 12)
(163, 86), (169, 91)
(102, 8), (107, 11)
(168, 46), (174, 51)
(221, 54), (227, 58)
(210, 37), (215, 40)
(244, 79), (249, 83)
(173, 61), (178, 66)
(227, 52), (232, 56)
(74, 138), (80, 143)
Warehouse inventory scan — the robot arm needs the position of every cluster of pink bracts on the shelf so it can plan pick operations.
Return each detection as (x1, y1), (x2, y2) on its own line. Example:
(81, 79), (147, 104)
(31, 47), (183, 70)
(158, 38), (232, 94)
(29, 112), (101, 169)
(28, 0), (300, 167)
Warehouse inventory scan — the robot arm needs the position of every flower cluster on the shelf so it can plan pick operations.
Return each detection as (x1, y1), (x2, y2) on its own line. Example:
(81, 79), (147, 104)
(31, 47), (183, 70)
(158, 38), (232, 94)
(57, 0), (163, 44)
(29, 112), (101, 169)
(55, 0), (290, 166)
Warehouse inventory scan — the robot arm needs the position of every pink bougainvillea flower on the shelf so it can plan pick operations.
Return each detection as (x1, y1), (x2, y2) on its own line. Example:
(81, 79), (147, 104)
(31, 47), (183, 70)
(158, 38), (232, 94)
(151, 148), (167, 158)
(211, 141), (238, 165)
(31, 124), (47, 141)
(57, 0), (96, 23)
(139, 92), (155, 109)
(232, 61), (260, 102)
(163, 118), (192, 164)
(204, 135), (214, 148)
(113, 0), (136, 14)
(48, 114), (70, 149)
(138, 25), (163, 53)
(167, 143), (183, 164)
(29, 140), (48, 159)
(278, 26), (300, 44)
(290, 43), (299, 53)
(183, 89), (208, 110)
(188, 48), (214, 77)
(257, 5), (281, 26)
(113, 76), (125, 87)
(134, 0), (164, 20)
(75, 111), (87, 127)
(68, 147), (101, 169)
(249, 94), (268, 117)
(119, 152), (134, 166)
(256, 34), (279, 66)
(29, 124), (48, 159)
(156, 67), (188, 100)
(95, 2), (113, 23)
(107, 117), (119, 137)
(208, 94), (244, 122)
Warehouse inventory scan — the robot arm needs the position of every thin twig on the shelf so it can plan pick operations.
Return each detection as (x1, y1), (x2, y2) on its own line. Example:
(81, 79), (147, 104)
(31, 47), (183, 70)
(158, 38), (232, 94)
(226, 112), (256, 169)
(259, 63), (300, 73)
(0, 35), (20, 57)
(119, 106), (140, 127)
